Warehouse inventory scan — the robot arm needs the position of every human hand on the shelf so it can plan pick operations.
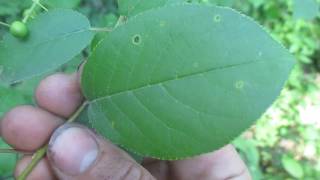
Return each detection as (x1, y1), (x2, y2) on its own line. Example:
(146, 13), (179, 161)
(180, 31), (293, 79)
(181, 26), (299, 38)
(0, 72), (251, 180)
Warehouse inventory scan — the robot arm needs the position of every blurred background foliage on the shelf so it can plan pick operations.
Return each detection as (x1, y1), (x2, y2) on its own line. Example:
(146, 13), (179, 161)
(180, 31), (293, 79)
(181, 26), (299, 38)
(0, 0), (319, 179)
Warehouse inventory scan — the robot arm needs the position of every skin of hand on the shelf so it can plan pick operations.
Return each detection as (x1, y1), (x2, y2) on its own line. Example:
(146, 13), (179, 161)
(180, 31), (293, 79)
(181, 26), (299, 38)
(0, 72), (252, 180)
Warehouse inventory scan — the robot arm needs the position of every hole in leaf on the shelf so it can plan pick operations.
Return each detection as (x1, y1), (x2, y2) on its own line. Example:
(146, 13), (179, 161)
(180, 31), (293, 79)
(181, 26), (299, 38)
(213, 15), (221, 22)
(132, 34), (142, 45)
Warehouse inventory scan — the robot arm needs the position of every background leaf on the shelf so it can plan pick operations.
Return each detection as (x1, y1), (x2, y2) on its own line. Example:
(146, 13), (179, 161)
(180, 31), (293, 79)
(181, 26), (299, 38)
(0, 0), (31, 16)
(82, 4), (294, 159)
(0, 138), (16, 177)
(0, 9), (94, 84)
(233, 138), (263, 179)
(44, 0), (82, 9)
(0, 85), (31, 117)
(281, 155), (304, 178)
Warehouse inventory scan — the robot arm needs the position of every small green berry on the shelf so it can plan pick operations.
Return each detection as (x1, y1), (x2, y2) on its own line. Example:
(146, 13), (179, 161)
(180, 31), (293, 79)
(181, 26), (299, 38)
(10, 21), (29, 39)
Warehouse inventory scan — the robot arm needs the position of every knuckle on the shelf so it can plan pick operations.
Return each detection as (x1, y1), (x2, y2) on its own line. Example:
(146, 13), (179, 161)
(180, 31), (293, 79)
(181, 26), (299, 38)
(121, 161), (153, 180)
(225, 168), (252, 180)
(92, 157), (154, 180)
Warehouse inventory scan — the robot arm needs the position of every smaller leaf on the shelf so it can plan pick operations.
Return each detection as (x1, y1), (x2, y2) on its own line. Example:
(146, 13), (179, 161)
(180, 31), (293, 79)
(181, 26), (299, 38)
(0, 9), (94, 84)
(281, 155), (304, 178)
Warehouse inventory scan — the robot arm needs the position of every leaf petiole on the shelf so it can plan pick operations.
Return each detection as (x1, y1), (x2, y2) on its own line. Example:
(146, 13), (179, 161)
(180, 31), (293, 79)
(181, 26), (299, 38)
(23, 3), (37, 23)
(0, 21), (10, 28)
(114, 15), (127, 28)
(16, 145), (48, 180)
(89, 27), (113, 32)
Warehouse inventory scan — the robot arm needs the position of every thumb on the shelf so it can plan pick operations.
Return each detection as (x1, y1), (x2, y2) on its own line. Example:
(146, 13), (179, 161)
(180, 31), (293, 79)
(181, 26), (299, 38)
(47, 123), (155, 180)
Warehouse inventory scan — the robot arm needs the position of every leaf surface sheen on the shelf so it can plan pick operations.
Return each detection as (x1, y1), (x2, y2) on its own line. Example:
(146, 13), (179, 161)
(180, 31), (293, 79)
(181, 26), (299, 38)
(82, 4), (294, 159)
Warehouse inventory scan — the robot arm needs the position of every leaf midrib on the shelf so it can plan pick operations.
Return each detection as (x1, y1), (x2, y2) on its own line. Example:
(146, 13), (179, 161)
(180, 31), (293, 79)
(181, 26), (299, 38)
(90, 58), (266, 103)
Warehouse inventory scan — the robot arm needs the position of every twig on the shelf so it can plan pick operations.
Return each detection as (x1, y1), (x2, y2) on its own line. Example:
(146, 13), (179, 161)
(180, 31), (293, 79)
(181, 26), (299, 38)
(16, 145), (47, 180)
(67, 101), (88, 123)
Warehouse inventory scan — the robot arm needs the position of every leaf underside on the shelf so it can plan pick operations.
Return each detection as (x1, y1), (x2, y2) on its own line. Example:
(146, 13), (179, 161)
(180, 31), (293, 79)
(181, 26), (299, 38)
(0, 9), (94, 84)
(82, 4), (294, 159)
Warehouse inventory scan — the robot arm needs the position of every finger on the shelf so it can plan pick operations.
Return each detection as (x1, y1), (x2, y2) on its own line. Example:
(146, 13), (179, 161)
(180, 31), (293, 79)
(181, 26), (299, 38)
(47, 123), (155, 180)
(169, 145), (251, 180)
(0, 106), (63, 151)
(15, 156), (56, 180)
(35, 73), (83, 118)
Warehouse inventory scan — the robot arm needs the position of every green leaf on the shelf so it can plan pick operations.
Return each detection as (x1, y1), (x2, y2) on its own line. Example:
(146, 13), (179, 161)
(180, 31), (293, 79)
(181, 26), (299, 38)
(281, 155), (304, 178)
(0, 9), (94, 84)
(44, 0), (81, 8)
(166, 0), (185, 4)
(117, 0), (168, 17)
(233, 137), (263, 180)
(91, 13), (119, 50)
(0, 0), (31, 16)
(293, 0), (319, 20)
(118, 0), (233, 17)
(206, 0), (235, 6)
(82, 4), (294, 159)
(0, 138), (16, 176)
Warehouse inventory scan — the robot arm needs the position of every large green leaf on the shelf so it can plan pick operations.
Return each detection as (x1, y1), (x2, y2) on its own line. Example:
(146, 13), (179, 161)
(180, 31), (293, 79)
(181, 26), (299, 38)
(117, 0), (236, 17)
(207, 0), (235, 6)
(117, 0), (168, 17)
(0, 9), (94, 84)
(82, 4), (294, 159)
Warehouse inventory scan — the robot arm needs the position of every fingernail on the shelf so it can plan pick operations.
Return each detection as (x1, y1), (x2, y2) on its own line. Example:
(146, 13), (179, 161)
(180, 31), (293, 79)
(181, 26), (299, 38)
(48, 123), (99, 175)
